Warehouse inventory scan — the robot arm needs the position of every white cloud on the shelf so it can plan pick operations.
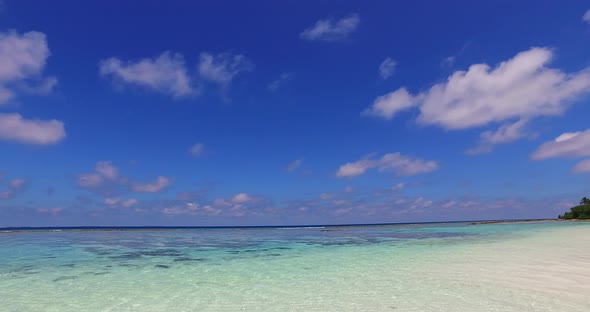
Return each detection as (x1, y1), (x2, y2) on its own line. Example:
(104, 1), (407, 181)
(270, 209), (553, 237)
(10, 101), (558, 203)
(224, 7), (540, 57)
(0, 113), (65, 145)
(100, 52), (193, 97)
(336, 159), (373, 178)
(319, 193), (333, 200)
(337, 152), (438, 178)
(121, 198), (138, 208)
(105, 196), (137, 208)
(531, 129), (590, 174)
(162, 202), (221, 216)
(531, 129), (590, 159)
(268, 72), (294, 91)
(100, 51), (253, 99)
(572, 159), (590, 174)
(364, 48), (590, 149)
(231, 193), (251, 204)
(189, 143), (204, 157)
(162, 202), (199, 215)
(77, 173), (103, 188)
(95, 161), (118, 180)
(104, 197), (120, 206)
(555, 132), (580, 142)
(198, 52), (252, 87)
(0, 30), (57, 104)
(583, 10), (590, 23)
(379, 57), (396, 79)
(132, 176), (172, 193)
(77, 161), (119, 188)
(378, 153), (439, 176)
(417, 48), (590, 129)
(212, 198), (230, 206)
(440, 201), (456, 209)
(392, 182), (405, 190)
(300, 14), (360, 41)
(467, 119), (534, 154)
(286, 159), (303, 172)
(362, 88), (417, 120)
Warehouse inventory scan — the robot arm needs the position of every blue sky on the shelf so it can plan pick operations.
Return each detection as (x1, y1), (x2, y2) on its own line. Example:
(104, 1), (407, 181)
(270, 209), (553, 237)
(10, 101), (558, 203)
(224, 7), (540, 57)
(1, 0), (590, 226)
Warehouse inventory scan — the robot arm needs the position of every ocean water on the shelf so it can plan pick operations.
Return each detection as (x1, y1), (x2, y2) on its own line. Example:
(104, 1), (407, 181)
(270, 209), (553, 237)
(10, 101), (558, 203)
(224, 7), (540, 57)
(1, 222), (589, 311)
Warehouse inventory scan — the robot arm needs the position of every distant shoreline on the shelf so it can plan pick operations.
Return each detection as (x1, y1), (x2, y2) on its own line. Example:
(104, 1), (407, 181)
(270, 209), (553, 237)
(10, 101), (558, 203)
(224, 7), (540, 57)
(469, 219), (589, 225)
(2, 218), (586, 234)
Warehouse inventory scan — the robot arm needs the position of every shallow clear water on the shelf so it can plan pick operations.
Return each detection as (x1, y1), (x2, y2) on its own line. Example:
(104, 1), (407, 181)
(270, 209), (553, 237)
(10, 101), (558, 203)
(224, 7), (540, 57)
(1, 222), (589, 311)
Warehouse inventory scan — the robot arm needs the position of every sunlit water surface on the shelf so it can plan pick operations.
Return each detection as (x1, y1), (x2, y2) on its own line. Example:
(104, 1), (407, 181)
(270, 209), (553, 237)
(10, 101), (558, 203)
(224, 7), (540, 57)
(1, 222), (589, 311)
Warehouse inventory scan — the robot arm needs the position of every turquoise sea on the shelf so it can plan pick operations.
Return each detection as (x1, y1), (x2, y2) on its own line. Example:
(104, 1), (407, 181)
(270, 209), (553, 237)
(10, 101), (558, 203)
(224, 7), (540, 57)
(1, 222), (589, 311)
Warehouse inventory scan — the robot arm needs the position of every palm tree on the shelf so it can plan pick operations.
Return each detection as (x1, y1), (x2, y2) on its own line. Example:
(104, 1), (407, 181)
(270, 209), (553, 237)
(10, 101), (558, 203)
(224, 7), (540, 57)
(580, 197), (590, 205)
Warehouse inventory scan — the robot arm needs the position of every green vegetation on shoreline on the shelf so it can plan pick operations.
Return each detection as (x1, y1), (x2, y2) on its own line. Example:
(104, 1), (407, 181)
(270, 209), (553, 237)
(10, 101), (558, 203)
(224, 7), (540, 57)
(558, 197), (590, 220)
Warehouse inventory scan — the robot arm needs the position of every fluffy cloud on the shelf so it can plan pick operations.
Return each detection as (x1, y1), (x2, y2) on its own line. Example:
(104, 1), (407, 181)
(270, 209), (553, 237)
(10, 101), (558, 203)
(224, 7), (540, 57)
(110, 185), (566, 222)
(364, 48), (590, 149)
(121, 198), (138, 208)
(162, 202), (199, 215)
(162, 202), (222, 216)
(95, 161), (118, 180)
(159, 192), (256, 217)
(268, 72), (294, 91)
(531, 129), (590, 174)
(77, 161), (119, 188)
(362, 88), (416, 120)
(77, 173), (103, 188)
(336, 152), (439, 178)
(467, 119), (534, 154)
(0, 30), (57, 104)
(531, 129), (590, 160)
(0, 31), (63, 146)
(583, 10), (590, 23)
(231, 193), (251, 204)
(286, 159), (303, 172)
(336, 159), (373, 178)
(572, 159), (590, 174)
(189, 143), (204, 157)
(300, 14), (360, 41)
(0, 113), (65, 145)
(77, 161), (173, 197)
(132, 176), (172, 193)
(392, 182), (405, 190)
(99, 52), (193, 97)
(379, 57), (396, 79)
(99, 51), (252, 98)
(198, 52), (253, 87)
(104, 197), (120, 206)
(105, 197), (138, 208)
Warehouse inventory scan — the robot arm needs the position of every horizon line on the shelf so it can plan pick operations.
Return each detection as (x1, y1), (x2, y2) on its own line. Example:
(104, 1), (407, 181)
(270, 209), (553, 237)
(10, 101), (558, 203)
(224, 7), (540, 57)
(0, 218), (558, 232)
